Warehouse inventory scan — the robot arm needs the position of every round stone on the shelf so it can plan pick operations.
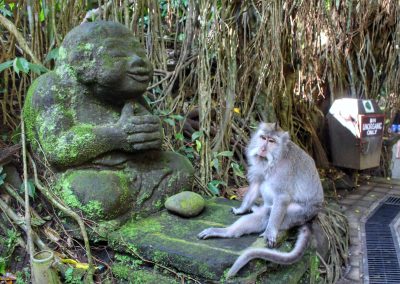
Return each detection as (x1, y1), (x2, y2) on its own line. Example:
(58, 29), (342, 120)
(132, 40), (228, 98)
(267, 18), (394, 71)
(165, 191), (205, 217)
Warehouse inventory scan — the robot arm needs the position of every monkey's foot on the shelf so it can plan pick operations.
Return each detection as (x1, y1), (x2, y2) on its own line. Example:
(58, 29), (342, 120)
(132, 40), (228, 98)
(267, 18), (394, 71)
(259, 231), (278, 248)
(197, 227), (228, 239)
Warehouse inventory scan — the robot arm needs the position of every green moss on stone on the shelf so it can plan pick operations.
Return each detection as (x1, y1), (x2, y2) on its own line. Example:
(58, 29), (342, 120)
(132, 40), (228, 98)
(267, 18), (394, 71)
(57, 172), (83, 209)
(112, 264), (179, 284)
(167, 172), (178, 188)
(112, 264), (131, 280)
(164, 191), (205, 217)
(55, 64), (77, 80)
(38, 121), (96, 166)
(153, 199), (163, 210)
(117, 171), (131, 205)
(57, 171), (104, 220)
(152, 251), (169, 265)
(119, 218), (162, 238)
(136, 190), (152, 206)
(82, 200), (104, 220)
(58, 46), (67, 61)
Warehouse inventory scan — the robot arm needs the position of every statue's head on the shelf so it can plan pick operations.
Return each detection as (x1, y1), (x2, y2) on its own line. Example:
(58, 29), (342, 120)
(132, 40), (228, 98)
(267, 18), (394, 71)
(57, 21), (153, 102)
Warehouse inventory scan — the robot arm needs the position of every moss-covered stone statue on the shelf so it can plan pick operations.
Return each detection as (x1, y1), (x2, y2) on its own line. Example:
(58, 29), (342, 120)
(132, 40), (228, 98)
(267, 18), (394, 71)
(23, 21), (194, 231)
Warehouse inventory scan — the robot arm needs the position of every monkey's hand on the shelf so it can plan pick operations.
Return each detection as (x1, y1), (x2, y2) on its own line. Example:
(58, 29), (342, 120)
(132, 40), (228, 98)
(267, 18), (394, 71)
(231, 207), (251, 215)
(197, 227), (230, 239)
(260, 229), (278, 248)
(117, 102), (162, 151)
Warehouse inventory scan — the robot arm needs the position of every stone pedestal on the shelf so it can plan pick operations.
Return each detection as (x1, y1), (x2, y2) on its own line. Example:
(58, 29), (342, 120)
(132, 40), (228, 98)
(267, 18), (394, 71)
(109, 198), (312, 283)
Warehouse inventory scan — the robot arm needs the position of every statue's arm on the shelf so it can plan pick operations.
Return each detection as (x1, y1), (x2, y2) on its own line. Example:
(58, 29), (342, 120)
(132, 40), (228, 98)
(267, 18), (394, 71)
(35, 107), (122, 167)
(36, 102), (162, 168)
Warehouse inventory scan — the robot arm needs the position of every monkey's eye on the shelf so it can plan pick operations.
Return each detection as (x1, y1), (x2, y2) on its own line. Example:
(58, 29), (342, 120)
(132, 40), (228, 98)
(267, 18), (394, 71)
(260, 135), (267, 141)
(268, 138), (276, 143)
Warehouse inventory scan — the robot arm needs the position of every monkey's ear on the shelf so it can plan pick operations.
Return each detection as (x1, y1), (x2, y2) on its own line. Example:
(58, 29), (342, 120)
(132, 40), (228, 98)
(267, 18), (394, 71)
(281, 131), (290, 142)
(259, 122), (268, 129)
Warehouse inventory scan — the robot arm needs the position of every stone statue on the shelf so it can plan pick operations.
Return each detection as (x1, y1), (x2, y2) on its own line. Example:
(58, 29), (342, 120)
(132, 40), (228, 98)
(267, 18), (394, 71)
(23, 21), (194, 231)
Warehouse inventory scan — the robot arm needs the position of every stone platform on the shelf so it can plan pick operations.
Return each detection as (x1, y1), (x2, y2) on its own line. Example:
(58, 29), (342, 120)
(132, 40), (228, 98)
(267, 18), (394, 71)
(109, 198), (312, 283)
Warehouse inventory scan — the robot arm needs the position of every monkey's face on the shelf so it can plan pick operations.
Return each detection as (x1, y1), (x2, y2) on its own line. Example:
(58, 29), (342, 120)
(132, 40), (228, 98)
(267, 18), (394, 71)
(247, 123), (290, 165)
(93, 37), (154, 101)
(256, 134), (278, 159)
(248, 131), (279, 162)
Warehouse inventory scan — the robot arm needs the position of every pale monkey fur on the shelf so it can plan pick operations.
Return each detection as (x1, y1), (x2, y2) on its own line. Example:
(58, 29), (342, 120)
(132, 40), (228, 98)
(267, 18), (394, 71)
(198, 122), (324, 278)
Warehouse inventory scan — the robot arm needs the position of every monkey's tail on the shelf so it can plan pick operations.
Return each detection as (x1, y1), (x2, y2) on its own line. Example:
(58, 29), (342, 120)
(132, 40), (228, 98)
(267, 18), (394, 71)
(227, 224), (311, 278)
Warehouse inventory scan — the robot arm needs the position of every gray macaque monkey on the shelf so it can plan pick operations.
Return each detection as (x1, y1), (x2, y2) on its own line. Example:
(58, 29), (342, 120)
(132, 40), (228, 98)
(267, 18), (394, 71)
(198, 122), (324, 277)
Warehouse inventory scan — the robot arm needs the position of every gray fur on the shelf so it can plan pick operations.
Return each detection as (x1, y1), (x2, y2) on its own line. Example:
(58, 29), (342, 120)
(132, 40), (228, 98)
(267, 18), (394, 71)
(197, 122), (324, 277)
(227, 224), (311, 277)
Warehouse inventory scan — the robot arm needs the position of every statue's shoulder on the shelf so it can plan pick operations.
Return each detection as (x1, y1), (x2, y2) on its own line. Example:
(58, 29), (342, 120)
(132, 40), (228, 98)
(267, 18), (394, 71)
(26, 70), (76, 111)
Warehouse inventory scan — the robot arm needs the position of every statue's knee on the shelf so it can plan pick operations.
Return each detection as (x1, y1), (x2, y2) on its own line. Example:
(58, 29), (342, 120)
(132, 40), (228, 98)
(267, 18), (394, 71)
(56, 169), (136, 220)
(162, 152), (194, 190)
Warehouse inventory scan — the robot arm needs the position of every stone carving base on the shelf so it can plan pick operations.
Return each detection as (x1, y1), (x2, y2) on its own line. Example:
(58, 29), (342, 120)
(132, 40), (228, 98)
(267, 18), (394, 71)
(109, 198), (316, 283)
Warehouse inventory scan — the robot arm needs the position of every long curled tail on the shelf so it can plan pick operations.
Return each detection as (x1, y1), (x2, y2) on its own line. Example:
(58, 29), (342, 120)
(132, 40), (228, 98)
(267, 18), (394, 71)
(227, 224), (311, 278)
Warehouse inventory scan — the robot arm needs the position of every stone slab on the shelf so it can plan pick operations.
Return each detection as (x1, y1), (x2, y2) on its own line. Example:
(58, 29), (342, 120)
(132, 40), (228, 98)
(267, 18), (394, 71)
(108, 198), (310, 282)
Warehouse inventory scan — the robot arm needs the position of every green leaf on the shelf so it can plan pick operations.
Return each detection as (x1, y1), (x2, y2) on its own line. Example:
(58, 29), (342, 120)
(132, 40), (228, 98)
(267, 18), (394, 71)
(0, 166), (5, 186)
(12, 59), (19, 74)
(180, 146), (194, 159)
(39, 9), (45, 22)
(207, 182), (220, 195)
(170, 114), (184, 121)
(207, 180), (227, 196)
(0, 60), (13, 73)
(0, 257), (6, 275)
(28, 63), (49, 75)
(159, 109), (169, 116)
(231, 162), (246, 179)
(217, 151), (233, 157)
(11, 126), (21, 145)
(178, 33), (186, 41)
(0, 5), (12, 17)
(13, 57), (30, 74)
(211, 158), (219, 171)
(0, 174), (6, 187)
(163, 118), (175, 126)
(309, 254), (320, 283)
(183, 146), (193, 153)
(174, 133), (184, 141)
(20, 179), (36, 199)
(195, 140), (202, 152)
(191, 131), (203, 141)
(44, 47), (59, 63)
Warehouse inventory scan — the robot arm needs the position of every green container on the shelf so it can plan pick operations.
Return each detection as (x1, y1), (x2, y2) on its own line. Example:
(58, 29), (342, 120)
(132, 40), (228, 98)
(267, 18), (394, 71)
(32, 250), (61, 284)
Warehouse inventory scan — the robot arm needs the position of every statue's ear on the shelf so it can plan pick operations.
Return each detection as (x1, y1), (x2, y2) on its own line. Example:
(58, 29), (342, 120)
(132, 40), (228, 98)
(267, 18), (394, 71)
(76, 65), (96, 84)
(69, 47), (96, 84)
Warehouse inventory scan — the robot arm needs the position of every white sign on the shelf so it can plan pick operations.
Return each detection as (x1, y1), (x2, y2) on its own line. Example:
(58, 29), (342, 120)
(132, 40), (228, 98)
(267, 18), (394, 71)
(363, 100), (375, 113)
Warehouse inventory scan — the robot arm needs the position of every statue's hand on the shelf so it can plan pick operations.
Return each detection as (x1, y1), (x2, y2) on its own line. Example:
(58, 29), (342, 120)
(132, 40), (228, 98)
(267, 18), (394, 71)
(117, 102), (162, 151)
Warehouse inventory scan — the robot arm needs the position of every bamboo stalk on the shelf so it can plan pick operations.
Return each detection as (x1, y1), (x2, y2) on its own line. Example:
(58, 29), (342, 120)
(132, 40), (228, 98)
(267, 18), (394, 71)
(0, 13), (42, 65)
(21, 117), (35, 283)
(0, 197), (49, 251)
(3, 183), (46, 225)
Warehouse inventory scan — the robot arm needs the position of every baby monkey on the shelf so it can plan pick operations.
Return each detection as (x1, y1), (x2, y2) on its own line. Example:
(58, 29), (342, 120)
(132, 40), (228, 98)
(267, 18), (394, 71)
(198, 122), (324, 277)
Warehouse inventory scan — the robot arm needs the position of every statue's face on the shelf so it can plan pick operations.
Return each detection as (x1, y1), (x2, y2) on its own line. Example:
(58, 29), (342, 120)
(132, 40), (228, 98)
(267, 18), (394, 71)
(94, 37), (153, 100)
